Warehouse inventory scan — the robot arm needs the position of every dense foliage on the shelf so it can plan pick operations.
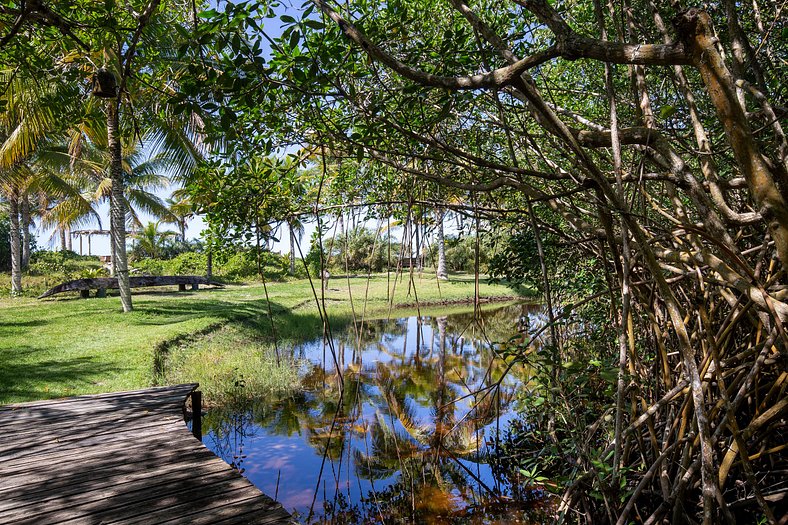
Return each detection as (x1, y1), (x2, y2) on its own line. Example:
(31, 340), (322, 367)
(2, 0), (787, 523)
(177, 1), (786, 523)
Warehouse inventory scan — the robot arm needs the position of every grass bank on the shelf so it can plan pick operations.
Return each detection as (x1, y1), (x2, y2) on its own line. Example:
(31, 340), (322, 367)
(0, 272), (530, 404)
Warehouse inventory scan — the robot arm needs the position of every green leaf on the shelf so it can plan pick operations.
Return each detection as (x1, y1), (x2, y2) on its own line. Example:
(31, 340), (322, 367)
(659, 105), (677, 119)
(289, 29), (301, 49)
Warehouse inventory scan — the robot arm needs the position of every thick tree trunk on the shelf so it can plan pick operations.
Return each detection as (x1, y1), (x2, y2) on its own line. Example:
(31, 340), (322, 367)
(20, 195), (30, 270)
(206, 249), (213, 279)
(435, 208), (447, 279)
(676, 9), (788, 266)
(60, 229), (67, 251)
(107, 98), (132, 312)
(65, 228), (72, 251)
(8, 190), (22, 294)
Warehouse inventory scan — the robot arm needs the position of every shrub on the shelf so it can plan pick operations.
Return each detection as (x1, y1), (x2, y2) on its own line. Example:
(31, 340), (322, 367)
(131, 258), (166, 276)
(165, 251), (207, 275)
(444, 236), (486, 272)
(219, 252), (258, 280)
(28, 250), (103, 278)
(78, 267), (110, 279)
(30, 250), (94, 263)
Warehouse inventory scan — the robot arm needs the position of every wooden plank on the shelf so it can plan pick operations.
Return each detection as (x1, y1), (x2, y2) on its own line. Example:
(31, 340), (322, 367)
(0, 388), (195, 423)
(0, 388), (193, 414)
(45, 480), (254, 524)
(0, 385), (291, 525)
(0, 406), (185, 437)
(0, 442), (214, 496)
(0, 417), (185, 458)
(0, 408), (183, 445)
(108, 486), (275, 525)
(2, 468), (242, 523)
(0, 432), (192, 475)
(0, 406), (188, 451)
(183, 497), (294, 525)
(0, 400), (185, 434)
(0, 384), (197, 409)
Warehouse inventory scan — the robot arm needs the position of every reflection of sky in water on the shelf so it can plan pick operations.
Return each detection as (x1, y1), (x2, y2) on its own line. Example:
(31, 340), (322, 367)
(201, 304), (542, 521)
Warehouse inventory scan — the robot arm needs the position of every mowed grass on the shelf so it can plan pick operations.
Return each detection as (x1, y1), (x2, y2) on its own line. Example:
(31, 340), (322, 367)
(0, 272), (526, 404)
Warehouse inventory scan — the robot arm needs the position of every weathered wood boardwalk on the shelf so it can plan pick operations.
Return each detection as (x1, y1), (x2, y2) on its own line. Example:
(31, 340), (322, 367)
(0, 384), (292, 524)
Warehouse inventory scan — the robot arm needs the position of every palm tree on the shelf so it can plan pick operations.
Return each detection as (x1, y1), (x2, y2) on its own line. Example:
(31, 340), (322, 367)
(287, 216), (305, 275)
(131, 221), (178, 260)
(0, 68), (79, 293)
(36, 136), (175, 263)
(435, 208), (447, 280)
(1, 177), (22, 294)
(165, 194), (194, 243)
(79, 3), (209, 311)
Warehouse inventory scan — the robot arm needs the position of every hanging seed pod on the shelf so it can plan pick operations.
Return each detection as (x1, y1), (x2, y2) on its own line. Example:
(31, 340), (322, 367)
(91, 68), (117, 98)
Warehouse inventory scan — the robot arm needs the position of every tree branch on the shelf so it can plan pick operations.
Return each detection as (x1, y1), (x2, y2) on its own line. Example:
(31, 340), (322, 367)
(313, 0), (559, 91)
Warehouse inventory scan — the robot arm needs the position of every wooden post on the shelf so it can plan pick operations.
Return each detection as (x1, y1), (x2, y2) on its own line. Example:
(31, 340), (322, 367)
(80, 289), (90, 299)
(95, 288), (106, 298)
(178, 283), (186, 292)
(191, 283), (199, 291)
(87, 235), (92, 256)
(190, 390), (202, 441)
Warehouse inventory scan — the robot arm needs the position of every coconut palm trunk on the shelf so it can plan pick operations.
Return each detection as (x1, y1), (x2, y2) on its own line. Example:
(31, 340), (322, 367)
(60, 228), (67, 251)
(436, 208), (447, 280)
(415, 216), (422, 272)
(107, 98), (133, 312)
(8, 189), (22, 294)
(289, 225), (296, 276)
(20, 194), (30, 269)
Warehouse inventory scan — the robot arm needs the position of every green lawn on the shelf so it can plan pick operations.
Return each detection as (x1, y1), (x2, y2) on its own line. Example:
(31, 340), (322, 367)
(0, 272), (526, 404)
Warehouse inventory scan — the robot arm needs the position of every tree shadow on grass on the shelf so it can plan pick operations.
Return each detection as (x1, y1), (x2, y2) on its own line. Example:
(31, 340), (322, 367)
(0, 319), (48, 339)
(135, 298), (278, 325)
(0, 348), (119, 404)
(136, 298), (331, 343)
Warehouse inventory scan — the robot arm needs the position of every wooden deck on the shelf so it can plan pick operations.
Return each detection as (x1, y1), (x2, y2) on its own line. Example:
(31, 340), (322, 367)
(0, 384), (292, 524)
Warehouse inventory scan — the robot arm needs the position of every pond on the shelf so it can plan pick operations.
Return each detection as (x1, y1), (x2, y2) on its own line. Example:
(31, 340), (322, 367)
(198, 303), (547, 523)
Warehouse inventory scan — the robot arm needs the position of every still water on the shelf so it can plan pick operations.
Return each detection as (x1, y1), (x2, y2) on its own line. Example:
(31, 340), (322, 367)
(200, 303), (545, 523)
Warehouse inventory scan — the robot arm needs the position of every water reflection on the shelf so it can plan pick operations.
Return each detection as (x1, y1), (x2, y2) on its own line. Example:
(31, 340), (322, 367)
(201, 303), (544, 523)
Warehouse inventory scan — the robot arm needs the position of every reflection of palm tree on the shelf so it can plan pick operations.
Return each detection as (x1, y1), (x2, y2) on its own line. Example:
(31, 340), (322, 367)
(202, 308), (526, 521)
(355, 336), (511, 492)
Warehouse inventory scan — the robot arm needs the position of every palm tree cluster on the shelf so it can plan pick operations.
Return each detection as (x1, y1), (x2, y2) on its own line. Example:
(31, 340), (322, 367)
(0, 76), (198, 296)
(0, 1), (207, 305)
